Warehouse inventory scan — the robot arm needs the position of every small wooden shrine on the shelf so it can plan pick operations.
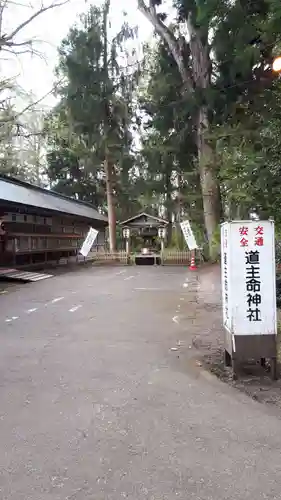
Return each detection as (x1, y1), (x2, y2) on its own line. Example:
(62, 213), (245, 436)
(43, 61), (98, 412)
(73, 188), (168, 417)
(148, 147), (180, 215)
(120, 212), (169, 257)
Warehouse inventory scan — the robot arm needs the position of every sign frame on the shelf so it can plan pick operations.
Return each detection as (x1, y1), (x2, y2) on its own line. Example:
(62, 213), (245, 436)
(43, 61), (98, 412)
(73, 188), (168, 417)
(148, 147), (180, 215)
(180, 220), (198, 251)
(221, 220), (277, 378)
(80, 227), (99, 257)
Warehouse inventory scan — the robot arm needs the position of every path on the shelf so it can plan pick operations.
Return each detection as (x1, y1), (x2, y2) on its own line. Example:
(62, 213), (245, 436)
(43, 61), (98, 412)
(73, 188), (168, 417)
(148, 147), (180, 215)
(0, 266), (281, 499)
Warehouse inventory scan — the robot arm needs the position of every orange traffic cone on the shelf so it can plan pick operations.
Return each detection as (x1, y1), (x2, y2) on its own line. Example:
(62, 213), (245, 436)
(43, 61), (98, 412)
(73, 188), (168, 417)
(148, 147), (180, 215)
(189, 253), (197, 271)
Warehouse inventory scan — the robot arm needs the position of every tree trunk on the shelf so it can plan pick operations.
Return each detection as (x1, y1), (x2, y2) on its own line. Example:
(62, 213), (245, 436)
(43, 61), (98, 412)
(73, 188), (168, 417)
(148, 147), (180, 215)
(102, 0), (116, 253)
(104, 155), (117, 252)
(197, 106), (221, 253)
(175, 174), (184, 249)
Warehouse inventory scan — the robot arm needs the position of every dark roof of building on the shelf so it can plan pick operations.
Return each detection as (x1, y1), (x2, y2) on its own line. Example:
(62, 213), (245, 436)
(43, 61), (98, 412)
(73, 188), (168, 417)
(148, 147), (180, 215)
(120, 212), (168, 226)
(0, 175), (107, 224)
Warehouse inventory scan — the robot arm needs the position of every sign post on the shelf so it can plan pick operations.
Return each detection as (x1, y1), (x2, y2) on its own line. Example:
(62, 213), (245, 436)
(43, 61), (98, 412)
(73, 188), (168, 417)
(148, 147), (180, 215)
(221, 220), (277, 379)
(180, 220), (198, 270)
(158, 226), (166, 255)
(122, 227), (130, 255)
(80, 227), (99, 257)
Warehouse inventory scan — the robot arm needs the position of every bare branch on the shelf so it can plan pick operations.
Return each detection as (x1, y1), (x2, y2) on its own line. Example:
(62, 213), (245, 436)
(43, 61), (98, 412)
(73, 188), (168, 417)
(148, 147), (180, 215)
(0, 0), (69, 49)
(137, 0), (194, 92)
(4, 39), (35, 47)
(12, 129), (44, 139)
(2, 46), (48, 63)
(0, 79), (62, 127)
(4, 0), (31, 6)
(0, 0), (8, 36)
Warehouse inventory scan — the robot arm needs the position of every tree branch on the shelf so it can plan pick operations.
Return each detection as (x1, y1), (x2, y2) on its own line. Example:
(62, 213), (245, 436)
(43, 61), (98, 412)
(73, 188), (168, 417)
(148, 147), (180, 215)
(4, 39), (35, 47)
(137, 0), (194, 92)
(0, 0), (69, 49)
(1, 45), (47, 60)
(14, 129), (44, 139)
(0, 79), (62, 127)
(0, 0), (8, 39)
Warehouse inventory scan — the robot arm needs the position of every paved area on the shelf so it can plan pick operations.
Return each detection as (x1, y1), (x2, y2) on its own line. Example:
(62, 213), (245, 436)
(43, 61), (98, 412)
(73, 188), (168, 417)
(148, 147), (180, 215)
(1, 265), (281, 499)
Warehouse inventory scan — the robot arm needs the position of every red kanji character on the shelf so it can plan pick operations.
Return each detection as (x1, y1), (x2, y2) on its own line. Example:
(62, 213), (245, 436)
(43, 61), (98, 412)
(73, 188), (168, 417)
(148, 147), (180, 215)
(255, 237), (264, 247)
(239, 226), (248, 236)
(240, 237), (248, 247)
(255, 225), (264, 236)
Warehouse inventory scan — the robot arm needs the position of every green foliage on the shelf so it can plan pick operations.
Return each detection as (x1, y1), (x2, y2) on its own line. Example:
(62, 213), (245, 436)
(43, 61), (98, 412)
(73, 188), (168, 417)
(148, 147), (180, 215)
(137, 39), (203, 241)
(139, 0), (281, 248)
(214, 79), (281, 224)
(45, 2), (139, 220)
(205, 0), (281, 227)
(42, 0), (281, 258)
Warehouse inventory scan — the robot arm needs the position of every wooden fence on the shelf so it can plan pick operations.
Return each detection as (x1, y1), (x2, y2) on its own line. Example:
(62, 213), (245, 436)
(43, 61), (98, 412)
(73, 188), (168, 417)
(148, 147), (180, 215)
(87, 250), (128, 265)
(57, 249), (202, 267)
(161, 250), (192, 265)
(89, 249), (202, 266)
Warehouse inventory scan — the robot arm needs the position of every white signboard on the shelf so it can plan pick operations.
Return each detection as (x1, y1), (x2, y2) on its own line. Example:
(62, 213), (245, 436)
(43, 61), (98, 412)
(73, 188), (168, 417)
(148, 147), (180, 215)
(221, 220), (276, 336)
(80, 227), (98, 257)
(221, 223), (231, 331)
(180, 220), (198, 250)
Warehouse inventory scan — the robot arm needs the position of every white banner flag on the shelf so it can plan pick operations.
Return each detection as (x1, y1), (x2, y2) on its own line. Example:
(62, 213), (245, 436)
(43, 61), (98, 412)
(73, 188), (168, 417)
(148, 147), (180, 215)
(80, 227), (99, 257)
(180, 220), (198, 250)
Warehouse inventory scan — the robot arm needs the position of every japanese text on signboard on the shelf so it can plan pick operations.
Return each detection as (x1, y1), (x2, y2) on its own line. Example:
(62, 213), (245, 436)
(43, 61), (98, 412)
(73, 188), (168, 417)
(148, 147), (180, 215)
(238, 224), (264, 323)
(239, 225), (264, 248)
(223, 227), (229, 322)
(245, 251), (261, 322)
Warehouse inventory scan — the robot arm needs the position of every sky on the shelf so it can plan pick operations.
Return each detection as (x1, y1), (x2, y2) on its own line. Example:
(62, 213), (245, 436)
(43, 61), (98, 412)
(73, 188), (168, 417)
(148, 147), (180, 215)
(2, 0), (153, 109)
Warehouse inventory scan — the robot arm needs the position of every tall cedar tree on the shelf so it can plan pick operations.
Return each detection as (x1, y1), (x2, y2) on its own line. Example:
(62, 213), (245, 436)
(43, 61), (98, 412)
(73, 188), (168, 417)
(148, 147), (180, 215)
(46, 1), (137, 251)
(138, 0), (221, 256)
(139, 40), (202, 244)
(138, 0), (281, 253)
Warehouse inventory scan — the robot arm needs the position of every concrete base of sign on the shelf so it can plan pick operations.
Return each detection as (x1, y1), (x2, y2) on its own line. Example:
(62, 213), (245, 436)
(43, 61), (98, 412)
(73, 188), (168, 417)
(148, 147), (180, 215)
(224, 328), (278, 380)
